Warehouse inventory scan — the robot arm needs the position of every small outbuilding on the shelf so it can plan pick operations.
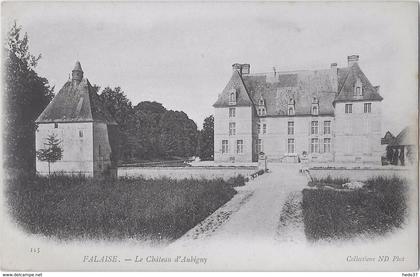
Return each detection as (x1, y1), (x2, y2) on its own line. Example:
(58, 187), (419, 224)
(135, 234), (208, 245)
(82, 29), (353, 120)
(387, 127), (416, 166)
(35, 62), (118, 176)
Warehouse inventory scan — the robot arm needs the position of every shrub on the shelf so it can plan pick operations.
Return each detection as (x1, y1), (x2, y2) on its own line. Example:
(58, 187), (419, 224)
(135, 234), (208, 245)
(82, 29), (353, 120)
(226, 174), (247, 187)
(308, 176), (350, 189)
(302, 176), (408, 241)
(6, 173), (236, 241)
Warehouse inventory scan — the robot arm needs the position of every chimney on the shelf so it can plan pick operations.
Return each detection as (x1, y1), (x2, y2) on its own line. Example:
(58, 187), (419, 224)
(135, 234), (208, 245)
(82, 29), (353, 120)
(330, 62), (338, 93)
(241, 64), (250, 75)
(232, 63), (242, 74)
(347, 55), (359, 67)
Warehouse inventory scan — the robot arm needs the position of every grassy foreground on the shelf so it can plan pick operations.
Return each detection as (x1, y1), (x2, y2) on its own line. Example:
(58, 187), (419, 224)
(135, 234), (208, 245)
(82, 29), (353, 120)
(6, 173), (239, 241)
(302, 176), (408, 240)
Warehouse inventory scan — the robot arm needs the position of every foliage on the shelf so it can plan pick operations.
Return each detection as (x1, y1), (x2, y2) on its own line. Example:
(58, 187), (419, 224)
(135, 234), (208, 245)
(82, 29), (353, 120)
(226, 174), (247, 187)
(307, 176), (351, 189)
(99, 88), (199, 163)
(302, 176), (408, 240)
(4, 22), (54, 171)
(158, 110), (198, 158)
(36, 133), (63, 175)
(6, 173), (236, 241)
(198, 115), (214, 161)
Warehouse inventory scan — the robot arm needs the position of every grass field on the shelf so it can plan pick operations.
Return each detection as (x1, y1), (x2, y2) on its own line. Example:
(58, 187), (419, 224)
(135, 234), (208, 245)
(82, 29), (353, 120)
(302, 176), (408, 241)
(6, 173), (240, 241)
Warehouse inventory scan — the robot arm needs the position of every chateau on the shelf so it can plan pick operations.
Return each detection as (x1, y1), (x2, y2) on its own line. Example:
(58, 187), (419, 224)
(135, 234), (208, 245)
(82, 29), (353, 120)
(35, 62), (117, 176)
(213, 55), (383, 163)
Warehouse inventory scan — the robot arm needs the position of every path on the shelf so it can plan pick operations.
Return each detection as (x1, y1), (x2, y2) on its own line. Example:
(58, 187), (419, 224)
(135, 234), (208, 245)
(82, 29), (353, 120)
(173, 163), (308, 247)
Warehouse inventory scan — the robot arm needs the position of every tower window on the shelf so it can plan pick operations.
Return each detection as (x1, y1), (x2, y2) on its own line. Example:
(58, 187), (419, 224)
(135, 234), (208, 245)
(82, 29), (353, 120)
(236, 140), (244, 154)
(222, 140), (229, 154)
(345, 104), (352, 114)
(288, 121), (294, 135)
(311, 121), (319, 135)
(324, 121), (331, 134)
(288, 139), (295, 154)
(229, 122), (236, 136)
(324, 138), (331, 153)
(311, 138), (319, 153)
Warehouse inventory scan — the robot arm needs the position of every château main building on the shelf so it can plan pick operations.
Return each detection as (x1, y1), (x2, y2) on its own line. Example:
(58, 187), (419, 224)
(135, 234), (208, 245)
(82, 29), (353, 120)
(213, 55), (383, 163)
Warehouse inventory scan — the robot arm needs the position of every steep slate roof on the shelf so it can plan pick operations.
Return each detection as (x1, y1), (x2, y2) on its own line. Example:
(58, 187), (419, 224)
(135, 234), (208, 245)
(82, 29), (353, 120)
(36, 78), (117, 125)
(335, 63), (383, 102)
(213, 62), (382, 117)
(389, 127), (416, 147)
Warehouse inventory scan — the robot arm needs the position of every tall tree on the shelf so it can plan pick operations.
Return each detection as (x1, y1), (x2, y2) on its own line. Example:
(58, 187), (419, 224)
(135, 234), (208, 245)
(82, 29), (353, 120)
(4, 22), (54, 172)
(99, 87), (137, 162)
(198, 115), (214, 160)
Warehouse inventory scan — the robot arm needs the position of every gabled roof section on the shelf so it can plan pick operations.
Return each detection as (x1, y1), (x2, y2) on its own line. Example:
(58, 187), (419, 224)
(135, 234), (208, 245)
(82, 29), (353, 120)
(36, 78), (117, 125)
(381, 131), (395, 145)
(213, 70), (254, 107)
(335, 63), (383, 103)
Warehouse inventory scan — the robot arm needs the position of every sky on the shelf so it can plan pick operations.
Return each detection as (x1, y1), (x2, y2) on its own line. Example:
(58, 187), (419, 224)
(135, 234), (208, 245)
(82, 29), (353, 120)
(2, 1), (418, 133)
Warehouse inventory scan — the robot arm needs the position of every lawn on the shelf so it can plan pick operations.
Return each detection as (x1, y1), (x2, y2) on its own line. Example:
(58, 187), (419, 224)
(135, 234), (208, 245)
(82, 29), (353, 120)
(6, 173), (240, 241)
(302, 176), (408, 241)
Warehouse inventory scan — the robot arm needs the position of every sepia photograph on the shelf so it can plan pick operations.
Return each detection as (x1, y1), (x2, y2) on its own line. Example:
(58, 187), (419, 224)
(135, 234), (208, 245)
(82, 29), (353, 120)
(0, 1), (418, 273)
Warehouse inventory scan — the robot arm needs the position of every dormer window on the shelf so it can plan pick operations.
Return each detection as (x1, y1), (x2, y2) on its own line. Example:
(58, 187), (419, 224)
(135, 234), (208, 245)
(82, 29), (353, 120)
(312, 106), (319, 115)
(288, 97), (295, 116)
(257, 96), (266, 116)
(229, 89), (237, 105)
(311, 97), (319, 115)
(258, 107), (266, 116)
(354, 78), (363, 97)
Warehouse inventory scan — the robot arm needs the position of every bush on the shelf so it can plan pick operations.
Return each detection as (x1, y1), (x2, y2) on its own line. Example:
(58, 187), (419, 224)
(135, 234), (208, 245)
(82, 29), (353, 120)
(302, 176), (408, 241)
(226, 174), (247, 187)
(308, 176), (350, 189)
(6, 173), (236, 241)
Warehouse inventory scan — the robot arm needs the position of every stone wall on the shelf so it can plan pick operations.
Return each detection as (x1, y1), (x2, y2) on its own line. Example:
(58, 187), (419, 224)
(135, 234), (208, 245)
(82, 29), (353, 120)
(35, 122), (94, 175)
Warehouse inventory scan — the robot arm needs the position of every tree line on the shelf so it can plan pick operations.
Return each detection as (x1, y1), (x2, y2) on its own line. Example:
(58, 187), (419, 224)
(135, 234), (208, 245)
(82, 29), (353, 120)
(4, 23), (214, 172)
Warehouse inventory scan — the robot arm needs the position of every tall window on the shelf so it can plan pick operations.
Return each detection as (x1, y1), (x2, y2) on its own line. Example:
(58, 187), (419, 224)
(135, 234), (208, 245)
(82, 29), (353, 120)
(222, 140), (229, 154)
(364, 103), (372, 113)
(262, 124), (267, 134)
(236, 140), (243, 154)
(229, 107), (236, 117)
(79, 130), (83, 138)
(288, 121), (294, 135)
(257, 139), (263, 154)
(311, 138), (319, 153)
(324, 138), (331, 153)
(324, 121), (331, 135)
(345, 104), (352, 114)
(288, 139), (295, 154)
(229, 122), (236, 135)
(311, 121), (318, 135)
(356, 87), (361, 95)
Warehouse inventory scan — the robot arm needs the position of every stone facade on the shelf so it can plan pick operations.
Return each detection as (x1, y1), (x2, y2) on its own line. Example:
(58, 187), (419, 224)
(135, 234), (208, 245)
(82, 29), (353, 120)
(213, 55), (383, 164)
(35, 62), (117, 176)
